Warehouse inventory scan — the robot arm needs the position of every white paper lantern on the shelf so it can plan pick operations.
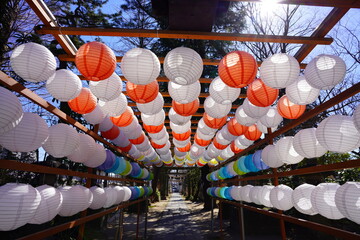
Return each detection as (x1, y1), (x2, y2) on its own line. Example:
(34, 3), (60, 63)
(198, 118), (218, 135)
(89, 186), (107, 210)
(239, 185), (253, 202)
(124, 125), (142, 140)
(98, 93), (127, 117)
(286, 76), (320, 105)
(169, 108), (192, 125)
(136, 139), (151, 152)
(141, 110), (165, 126)
(46, 69), (82, 101)
(261, 144), (283, 168)
(0, 183), (41, 231)
(136, 93), (164, 114)
(42, 123), (80, 158)
(148, 127), (167, 140)
(99, 117), (113, 132)
(256, 121), (277, 134)
(259, 185), (274, 208)
(293, 128), (327, 158)
(168, 81), (201, 104)
(83, 143), (107, 168)
(311, 183), (344, 219)
(152, 134), (169, 145)
(249, 186), (263, 205)
(67, 133), (96, 163)
(121, 48), (160, 85)
(234, 138), (248, 150)
(292, 184), (317, 215)
(229, 186), (241, 201)
(235, 106), (258, 126)
(236, 135), (254, 147)
(219, 126), (237, 142)
(242, 98), (270, 119)
(353, 104), (360, 132)
(0, 87), (23, 134)
(173, 138), (190, 148)
(0, 112), (48, 152)
(58, 185), (93, 217)
(119, 118), (139, 135)
(316, 115), (360, 153)
(112, 131), (130, 147)
(123, 187), (132, 201)
(156, 141), (171, 154)
(113, 186), (125, 204)
(29, 185), (63, 224)
(190, 144), (205, 157)
(209, 76), (240, 104)
(103, 187), (118, 208)
(275, 137), (304, 165)
(10, 42), (56, 82)
(204, 96), (232, 118)
(89, 73), (122, 101)
(260, 53), (300, 89)
(83, 105), (106, 124)
(196, 129), (214, 141)
(259, 107), (283, 128)
(170, 121), (191, 134)
(219, 146), (234, 160)
(304, 54), (346, 90)
(215, 131), (232, 146)
(270, 184), (293, 211)
(164, 47), (203, 85)
(335, 182), (360, 224)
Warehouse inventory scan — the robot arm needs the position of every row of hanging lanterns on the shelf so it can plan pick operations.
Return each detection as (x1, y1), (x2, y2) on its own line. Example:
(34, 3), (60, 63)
(0, 183), (152, 231)
(207, 181), (359, 223)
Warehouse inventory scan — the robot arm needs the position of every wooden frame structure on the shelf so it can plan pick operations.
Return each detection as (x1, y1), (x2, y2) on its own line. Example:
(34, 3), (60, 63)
(0, 0), (358, 239)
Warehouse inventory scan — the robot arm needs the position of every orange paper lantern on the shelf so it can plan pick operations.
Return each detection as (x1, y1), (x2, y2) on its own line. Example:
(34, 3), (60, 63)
(129, 133), (145, 144)
(247, 78), (279, 107)
(213, 138), (228, 150)
(230, 141), (243, 154)
(143, 123), (164, 133)
(227, 118), (249, 136)
(177, 142), (191, 152)
(75, 41), (116, 81)
(172, 130), (191, 141)
(151, 141), (166, 149)
(244, 124), (262, 141)
(218, 51), (258, 88)
(194, 134), (212, 147)
(101, 125), (120, 140)
(118, 143), (132, 152)
(126, 80), (159, 103)
(68, 88), (97, 114)
(277, 95), (306, 119)
(172, 99), (199, 116)
(203, 113), (227, 129)
(110, 107), (134, 127)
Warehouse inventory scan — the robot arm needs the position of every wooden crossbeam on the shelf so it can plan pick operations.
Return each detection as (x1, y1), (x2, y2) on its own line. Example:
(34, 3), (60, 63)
(294, 7), (349, 62)
(223, 0), (360, 8)
(133, 111), (235, 117)
(37, 26), (333, 45)
(128, 102), (240, 110)
(125, 91), (246, 99)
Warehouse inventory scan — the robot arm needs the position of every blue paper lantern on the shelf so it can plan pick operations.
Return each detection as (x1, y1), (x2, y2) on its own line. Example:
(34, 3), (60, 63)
(105, 157), (120, 173)
(244, 154), (260, 172)
(220, 187), (227, 199)
(252, 150), (269, 170)
(130, 162), (141, 177)
(224, 187), (234, 200)
(237, 156), (250, 173)
(98, 150), (116, 171)
(113, 157), (127, 174)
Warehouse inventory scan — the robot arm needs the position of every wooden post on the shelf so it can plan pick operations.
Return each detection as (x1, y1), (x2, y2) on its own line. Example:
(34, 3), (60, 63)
(136, 201), (141, 239)
(219, 200), (223, 235)
(77, 167), (93, 240)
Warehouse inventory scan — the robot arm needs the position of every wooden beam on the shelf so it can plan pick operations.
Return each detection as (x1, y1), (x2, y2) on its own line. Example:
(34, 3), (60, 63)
(0, 160), (146, 183)
(128, 102), (240, 110)
(66, 56), (306, 69)
(216, 198), (360, 240)
(294, 7), (349, 62)
(222, 0), (360, 8)
(133, 111), (235, 117)
(18, 198), (146, 240)
(37, 26), (333, 45)
(126, 91), (246, 99)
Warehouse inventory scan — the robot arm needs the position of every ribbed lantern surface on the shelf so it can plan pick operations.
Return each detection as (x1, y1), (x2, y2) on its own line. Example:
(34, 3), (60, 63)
(270, 184), (294, 211)
(10, 42), (56, 83)
(46, 69), (82, 101)
(292, 184), (317, 215)
(209, 77), (240, 104)
(121, 48), (160, 85)
(286, 76), (320, 105)
(168, 80), (201, 104)
(98, 93), (127, 117)
(335, 182), (360, 224)
(247, 78), (279, 107)
(89, 186), (107, 210)
(68, 88), (97, 114)
(136, 93), (164, 114)
(89, 73), (122, 101)
(293, 128), (327, 158)
(0, 87), (23, 134)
